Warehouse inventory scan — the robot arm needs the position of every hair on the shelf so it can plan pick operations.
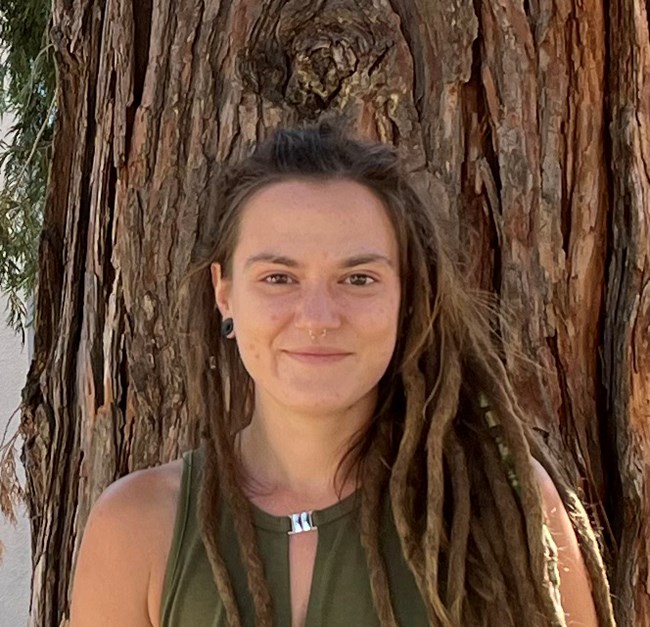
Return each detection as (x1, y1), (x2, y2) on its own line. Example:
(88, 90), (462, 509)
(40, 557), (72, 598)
(178, 117), (615, 626)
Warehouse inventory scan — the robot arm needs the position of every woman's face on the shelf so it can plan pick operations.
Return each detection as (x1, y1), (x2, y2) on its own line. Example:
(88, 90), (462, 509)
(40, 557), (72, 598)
(212, 178), (401, 418)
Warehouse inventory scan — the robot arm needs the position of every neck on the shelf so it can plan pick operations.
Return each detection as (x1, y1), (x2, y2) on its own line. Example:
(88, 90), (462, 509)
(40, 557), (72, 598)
(237, 390), (376, 511)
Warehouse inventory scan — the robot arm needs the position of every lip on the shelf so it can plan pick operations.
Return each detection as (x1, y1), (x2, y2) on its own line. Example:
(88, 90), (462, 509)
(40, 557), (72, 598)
(282, 348), (352, 363)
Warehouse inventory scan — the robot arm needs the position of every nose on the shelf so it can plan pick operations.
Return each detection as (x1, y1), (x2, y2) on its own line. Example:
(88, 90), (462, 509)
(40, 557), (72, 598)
(293, 282), (341, 332)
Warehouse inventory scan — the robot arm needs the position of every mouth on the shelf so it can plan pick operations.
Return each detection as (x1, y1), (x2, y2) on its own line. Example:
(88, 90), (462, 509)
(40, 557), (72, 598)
(282, 349), (352, 363)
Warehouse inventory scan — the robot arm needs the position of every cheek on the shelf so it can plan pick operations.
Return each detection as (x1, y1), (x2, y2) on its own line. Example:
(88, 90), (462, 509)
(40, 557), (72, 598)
(233, 289), (287, 330)
(359, 304), (399, 361)
(365, 294), (400, 331)
(232, 301), (288, 364)
(267, 310), (285, 325)
(235, 289), (291, 324)
(244, 341), (262, 362)
(377, 297), (401, 351)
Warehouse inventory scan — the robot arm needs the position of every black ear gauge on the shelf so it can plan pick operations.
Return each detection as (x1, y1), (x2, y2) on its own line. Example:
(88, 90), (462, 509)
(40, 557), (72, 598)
(221, 318), (234, 337)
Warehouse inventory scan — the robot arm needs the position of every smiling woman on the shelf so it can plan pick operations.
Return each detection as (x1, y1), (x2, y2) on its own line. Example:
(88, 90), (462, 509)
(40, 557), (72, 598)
(68, 120), (615, 627)
(211, 178), (400, 421)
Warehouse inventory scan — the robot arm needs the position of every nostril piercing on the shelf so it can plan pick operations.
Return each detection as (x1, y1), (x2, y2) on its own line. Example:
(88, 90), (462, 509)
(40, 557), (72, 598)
(308, 328), (328, 342)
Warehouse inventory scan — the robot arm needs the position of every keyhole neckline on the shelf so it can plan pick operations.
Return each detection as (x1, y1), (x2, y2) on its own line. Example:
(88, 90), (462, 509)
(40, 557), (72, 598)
(249, 490), (360, 533)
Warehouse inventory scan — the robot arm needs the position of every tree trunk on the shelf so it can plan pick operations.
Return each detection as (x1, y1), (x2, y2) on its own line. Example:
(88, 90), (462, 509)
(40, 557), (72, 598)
(19, 0), (649, 625)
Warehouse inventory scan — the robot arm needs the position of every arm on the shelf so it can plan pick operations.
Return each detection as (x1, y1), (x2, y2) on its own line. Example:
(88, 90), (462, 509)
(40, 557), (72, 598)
(69, 466), (177, 627)
(531, 458), (599, 627)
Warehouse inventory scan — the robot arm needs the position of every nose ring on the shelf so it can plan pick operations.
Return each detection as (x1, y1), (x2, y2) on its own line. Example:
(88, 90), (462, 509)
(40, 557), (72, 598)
(308, 328), (328, 342)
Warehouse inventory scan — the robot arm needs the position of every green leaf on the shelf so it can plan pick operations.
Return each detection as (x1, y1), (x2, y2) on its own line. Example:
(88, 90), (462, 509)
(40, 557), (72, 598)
(0, 0), (54, 337)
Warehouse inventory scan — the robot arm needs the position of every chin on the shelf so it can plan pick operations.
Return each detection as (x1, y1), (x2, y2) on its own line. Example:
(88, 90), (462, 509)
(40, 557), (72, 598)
(283, 397), (355, 416)
(278, 386), (376, 417)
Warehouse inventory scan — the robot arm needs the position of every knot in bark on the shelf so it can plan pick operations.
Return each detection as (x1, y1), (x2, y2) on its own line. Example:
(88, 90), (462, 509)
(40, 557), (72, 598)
(239, 6), (395, 117)
(288, 33), (359, 110)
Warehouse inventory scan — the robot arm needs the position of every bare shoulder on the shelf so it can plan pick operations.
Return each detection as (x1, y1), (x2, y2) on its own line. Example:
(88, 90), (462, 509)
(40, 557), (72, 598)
(84, 458), (184, 562)
(529, 457), (599, 626)
(69, 458), (185, 627)
(529, 457), (577, 550)
(529, 458), (561, 507)
(96, 458), (184, 524)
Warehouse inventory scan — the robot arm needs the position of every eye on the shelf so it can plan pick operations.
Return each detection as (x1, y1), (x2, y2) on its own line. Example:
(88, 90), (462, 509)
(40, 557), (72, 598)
(343, 274), (377, 286)
(262, 273), (295, 285)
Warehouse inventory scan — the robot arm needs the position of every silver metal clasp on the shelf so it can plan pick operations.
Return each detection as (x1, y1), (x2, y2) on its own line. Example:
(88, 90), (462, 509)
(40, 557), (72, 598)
(288, 511), (317, 535)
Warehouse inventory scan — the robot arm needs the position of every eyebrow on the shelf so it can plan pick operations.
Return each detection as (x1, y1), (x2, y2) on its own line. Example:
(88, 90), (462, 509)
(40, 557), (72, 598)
(244, 252), (395, 269)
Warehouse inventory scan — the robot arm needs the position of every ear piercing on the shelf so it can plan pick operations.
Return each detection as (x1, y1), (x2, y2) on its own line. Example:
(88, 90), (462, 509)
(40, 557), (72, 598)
(221, 318), (234, 338)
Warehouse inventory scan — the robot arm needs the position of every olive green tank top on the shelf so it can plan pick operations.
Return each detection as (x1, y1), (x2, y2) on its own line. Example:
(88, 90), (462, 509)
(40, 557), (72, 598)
(160, 448), (428, 626)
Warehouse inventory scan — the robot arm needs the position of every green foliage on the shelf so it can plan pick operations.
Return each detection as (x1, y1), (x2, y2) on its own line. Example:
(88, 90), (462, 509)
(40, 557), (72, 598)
(0, 0), (55, 341)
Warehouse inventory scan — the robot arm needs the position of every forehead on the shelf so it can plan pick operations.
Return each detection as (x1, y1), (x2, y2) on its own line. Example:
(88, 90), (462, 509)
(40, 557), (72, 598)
(233, 178), (397, 261)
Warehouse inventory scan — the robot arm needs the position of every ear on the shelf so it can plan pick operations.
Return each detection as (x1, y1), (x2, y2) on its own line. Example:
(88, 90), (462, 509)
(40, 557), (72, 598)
(210, 262), (233, 319)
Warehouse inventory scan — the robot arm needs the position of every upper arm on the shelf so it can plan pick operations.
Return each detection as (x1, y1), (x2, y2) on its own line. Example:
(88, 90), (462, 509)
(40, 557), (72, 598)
(531, 458), (599, 627)
(69, 473), (159, 627)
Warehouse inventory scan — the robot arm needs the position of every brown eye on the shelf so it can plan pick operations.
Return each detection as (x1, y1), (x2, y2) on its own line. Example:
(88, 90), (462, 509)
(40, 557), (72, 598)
(263, 273), (294, 284)
(344, 274), (376, 286)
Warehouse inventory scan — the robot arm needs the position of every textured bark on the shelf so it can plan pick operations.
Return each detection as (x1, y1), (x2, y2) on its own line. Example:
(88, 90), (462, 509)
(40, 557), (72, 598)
(17, 0), (649, 625)
(605, 1), (650, 624)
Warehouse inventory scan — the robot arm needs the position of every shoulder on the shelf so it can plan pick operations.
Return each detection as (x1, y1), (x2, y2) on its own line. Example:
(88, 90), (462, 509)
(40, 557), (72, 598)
(69, 458), (185, 627)
(529, 457), (563, 512)
(529, 457), (579, 559)
(98, 459), (185, 600)
(529, 457), (581, 543)
(92, 458), (184, 526)
(529, 457), (599, 626)
(83, 458), (184, 561)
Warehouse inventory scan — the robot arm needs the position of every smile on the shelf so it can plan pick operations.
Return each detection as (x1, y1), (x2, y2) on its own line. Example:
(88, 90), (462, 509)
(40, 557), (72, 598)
(282, 350), (352, 364)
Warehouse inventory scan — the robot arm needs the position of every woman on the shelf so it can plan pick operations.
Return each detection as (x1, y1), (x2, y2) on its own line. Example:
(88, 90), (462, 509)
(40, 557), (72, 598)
(70, 120), (614, 626)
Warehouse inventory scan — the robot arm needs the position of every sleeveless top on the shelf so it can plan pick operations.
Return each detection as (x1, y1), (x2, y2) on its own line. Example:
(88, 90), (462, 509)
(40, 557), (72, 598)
(160, 448), (429, 626)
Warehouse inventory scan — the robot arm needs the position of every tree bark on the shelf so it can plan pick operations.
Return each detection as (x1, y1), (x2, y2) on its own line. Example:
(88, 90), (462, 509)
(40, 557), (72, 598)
(18, 0), (649, 625)
(605, 2), (650, 624)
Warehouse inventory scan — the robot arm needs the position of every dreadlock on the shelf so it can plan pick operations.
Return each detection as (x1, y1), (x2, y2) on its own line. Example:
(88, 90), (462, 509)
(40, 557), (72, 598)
(178, 117), (616, 626)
